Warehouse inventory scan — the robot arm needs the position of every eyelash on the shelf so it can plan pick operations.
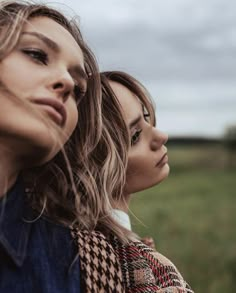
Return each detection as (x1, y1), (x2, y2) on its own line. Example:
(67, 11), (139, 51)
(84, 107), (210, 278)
(22, 48), (86, 104)
(144, 113), (151, 122)
(73, 84), (86, 105)
(131, 129), (142, 146)
(22, 48), (48, 65)
(142, 105), (151, 123)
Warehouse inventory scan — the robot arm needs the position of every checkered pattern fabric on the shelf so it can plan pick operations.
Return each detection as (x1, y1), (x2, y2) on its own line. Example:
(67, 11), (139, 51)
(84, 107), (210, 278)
(71, 228), (125, 293)
(112, 237), (194, 293)
(71, 228), (194, 292)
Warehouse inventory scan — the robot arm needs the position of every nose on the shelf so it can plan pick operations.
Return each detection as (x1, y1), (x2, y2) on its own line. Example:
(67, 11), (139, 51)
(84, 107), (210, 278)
(150, 128), (168, 151)
(49, 70), (74, 103)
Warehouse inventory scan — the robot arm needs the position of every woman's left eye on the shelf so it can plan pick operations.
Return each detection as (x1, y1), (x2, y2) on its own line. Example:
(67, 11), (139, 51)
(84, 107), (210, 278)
(73, 84), (86, 105)
(22, 48), (48, 65)
(131, 129), (142, 146)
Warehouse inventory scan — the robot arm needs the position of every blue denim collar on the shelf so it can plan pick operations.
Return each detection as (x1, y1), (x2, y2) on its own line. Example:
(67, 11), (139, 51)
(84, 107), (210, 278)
(0, 178), (32, 267)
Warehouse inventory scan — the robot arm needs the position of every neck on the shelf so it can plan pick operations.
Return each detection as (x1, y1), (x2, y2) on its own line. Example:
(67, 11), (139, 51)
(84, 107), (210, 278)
(0, 147), (19, 198)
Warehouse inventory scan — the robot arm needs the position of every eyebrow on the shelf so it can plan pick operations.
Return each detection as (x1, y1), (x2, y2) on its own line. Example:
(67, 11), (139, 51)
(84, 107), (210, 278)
(22, 32), (60, 52)
(22, 31), (88, 81)
(129, 115), (142, 129)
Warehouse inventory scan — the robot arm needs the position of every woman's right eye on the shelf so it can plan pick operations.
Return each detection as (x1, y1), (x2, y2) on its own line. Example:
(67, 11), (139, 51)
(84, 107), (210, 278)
(144, 113), (151, 123)
(131, 129), (142, 146)
(143, 105), (151, 123)
(22, 48), (48, 65)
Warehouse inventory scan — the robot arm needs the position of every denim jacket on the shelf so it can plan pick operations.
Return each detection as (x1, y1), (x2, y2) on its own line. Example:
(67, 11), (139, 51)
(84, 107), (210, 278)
(0, 179), (81, 293)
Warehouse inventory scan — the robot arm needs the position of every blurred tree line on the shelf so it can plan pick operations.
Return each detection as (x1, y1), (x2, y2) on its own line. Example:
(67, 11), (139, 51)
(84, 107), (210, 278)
(224, 125), (236, 168)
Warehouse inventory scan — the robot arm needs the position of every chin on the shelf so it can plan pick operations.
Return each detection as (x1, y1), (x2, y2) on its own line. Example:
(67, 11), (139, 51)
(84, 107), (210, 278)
(142, 164), (170, 190)
(34, 138), (63, 163)
(125, 164), (171, 194)
(22, 141), (60, 168)
(162, 163), (170, 178)
(19, 127), (63, 166)
(156, 163), (170, 183)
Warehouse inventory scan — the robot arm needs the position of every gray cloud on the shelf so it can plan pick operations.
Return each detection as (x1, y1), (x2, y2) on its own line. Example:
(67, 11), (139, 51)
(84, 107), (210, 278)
(54, 0), (236, 136)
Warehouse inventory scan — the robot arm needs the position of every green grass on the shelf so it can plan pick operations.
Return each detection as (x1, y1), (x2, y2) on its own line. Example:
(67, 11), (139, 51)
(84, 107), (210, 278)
(130, 145), (236, 293)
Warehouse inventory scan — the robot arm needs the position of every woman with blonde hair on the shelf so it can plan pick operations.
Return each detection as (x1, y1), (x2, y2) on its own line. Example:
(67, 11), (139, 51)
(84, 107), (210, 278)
(0, 1), (124, 292)
(75, 71), (194, 292)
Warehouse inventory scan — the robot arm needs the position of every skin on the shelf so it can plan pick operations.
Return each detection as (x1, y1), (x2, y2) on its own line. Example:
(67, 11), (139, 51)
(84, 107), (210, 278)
(0, 17), (87, 197)
(109, 81), (169, 212)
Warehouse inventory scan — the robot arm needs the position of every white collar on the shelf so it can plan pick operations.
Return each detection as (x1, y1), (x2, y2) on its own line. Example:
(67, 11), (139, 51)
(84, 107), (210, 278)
(111, 209), (132, 231)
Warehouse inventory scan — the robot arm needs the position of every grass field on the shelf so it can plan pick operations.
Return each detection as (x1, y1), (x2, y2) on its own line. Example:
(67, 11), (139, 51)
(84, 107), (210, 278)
(130, 144), (236, 293)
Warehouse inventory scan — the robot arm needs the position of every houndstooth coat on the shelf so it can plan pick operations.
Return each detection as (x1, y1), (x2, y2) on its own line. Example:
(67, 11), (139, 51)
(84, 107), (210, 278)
(71, 228), (194, 293)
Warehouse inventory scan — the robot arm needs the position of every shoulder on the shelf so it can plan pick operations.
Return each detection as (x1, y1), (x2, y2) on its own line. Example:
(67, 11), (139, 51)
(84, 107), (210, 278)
(30, 217), (79, 265)
(32, 216), (73, 246)
(71, 228), (125, 293)
(134, 241), (194, 292)
(112, 238), (194, 293)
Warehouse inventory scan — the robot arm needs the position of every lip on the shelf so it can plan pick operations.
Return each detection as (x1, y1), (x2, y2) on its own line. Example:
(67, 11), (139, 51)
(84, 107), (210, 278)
(156, 153), (168, 167)
(31, 98), (67, 126)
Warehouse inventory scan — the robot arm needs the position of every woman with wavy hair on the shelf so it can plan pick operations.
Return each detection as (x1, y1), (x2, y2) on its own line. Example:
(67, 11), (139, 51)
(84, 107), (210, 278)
(75, 71), (194, 292)
(0, 1), (125, 292)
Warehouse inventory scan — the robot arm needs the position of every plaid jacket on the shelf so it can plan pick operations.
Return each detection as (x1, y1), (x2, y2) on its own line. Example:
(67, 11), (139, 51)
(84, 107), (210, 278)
(71, 229), (194, 293)
(112, 237), (194, 293)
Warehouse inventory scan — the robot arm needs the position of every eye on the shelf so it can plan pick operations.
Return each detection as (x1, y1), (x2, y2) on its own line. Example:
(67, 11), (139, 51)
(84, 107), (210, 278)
(22, 48), (48, 65)
(144, 113), (151, 123)
(131, 129), (142, 146)
(143, 105), (151, 123)
(73, 84), (86, 105)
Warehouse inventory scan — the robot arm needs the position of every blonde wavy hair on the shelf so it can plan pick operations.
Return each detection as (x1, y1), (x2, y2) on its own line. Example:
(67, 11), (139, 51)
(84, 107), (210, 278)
(99, 71), (156, 242)
(0, 1), (104, 229)
(0, 2), (156, 243)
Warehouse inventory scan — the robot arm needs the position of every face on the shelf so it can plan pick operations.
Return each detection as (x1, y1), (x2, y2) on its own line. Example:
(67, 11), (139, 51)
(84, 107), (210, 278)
(0, 17), (87, 166)
(109, 81), (169, 195)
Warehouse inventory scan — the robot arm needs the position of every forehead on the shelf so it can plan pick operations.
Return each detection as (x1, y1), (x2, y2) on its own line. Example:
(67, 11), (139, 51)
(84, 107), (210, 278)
(23, 16), (84, 68)
(109, 81), (142, 125)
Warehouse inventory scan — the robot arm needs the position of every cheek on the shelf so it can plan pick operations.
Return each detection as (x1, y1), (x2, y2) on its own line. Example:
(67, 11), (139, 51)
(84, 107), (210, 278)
(125, 156), (147, 192)
(0, 57), (31, 94)
(125, 154), (169, 194)
(126, 157), (143, 177)
(127, 149), (150, 176)
(65, 102), (78, 136)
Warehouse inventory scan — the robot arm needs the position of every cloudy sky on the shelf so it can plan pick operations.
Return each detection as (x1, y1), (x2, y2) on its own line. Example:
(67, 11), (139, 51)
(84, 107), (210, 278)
(52, 0), (236, 137)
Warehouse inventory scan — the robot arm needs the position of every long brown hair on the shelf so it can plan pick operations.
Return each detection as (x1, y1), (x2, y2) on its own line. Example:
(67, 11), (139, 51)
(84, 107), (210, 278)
(99, 71), (156, 241)
(0, 1), (102, 228)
